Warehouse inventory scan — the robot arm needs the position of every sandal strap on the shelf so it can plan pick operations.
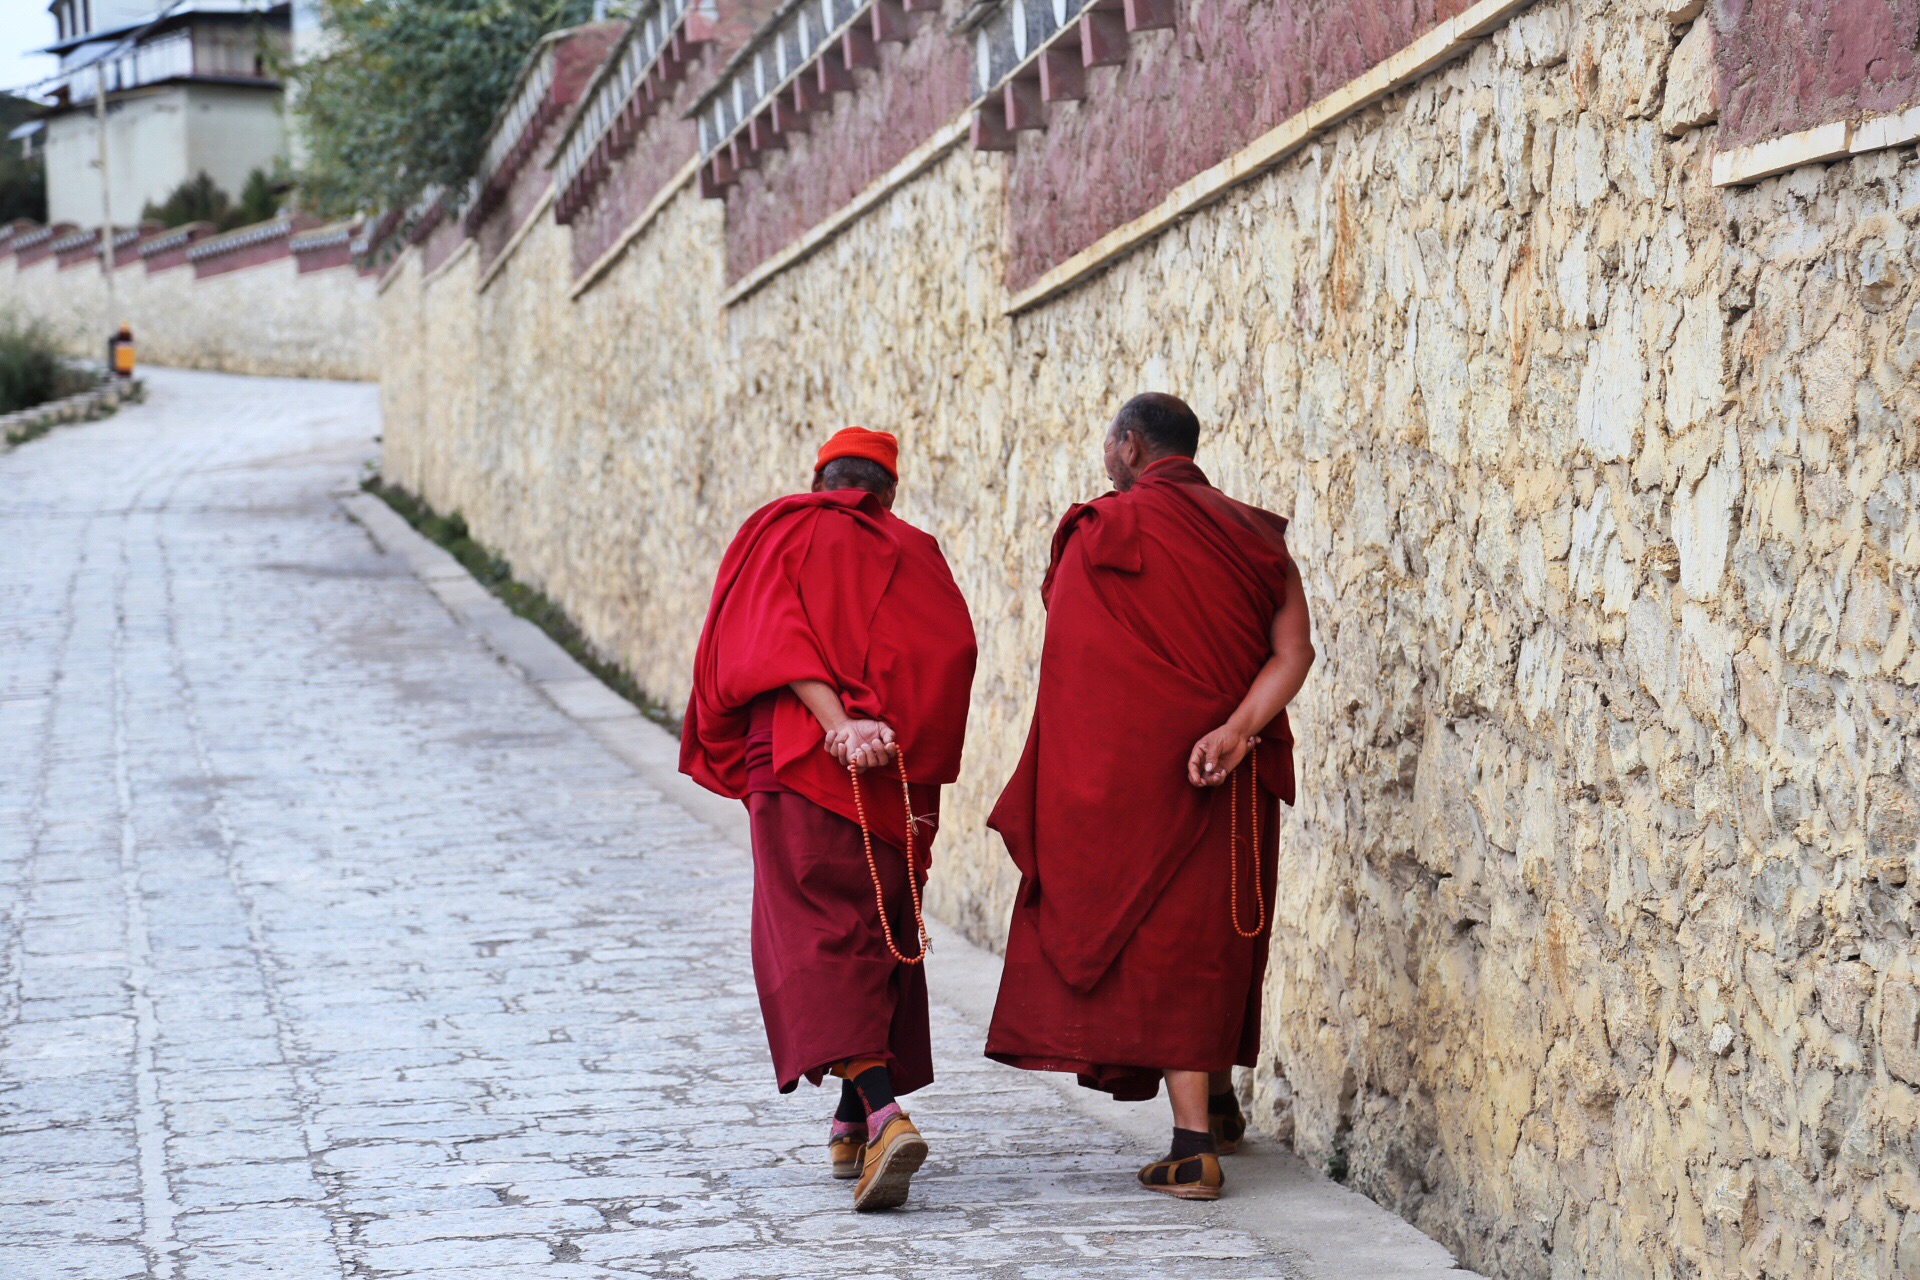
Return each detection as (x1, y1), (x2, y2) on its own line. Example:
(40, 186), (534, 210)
(1139, 1154), (1211, 1187)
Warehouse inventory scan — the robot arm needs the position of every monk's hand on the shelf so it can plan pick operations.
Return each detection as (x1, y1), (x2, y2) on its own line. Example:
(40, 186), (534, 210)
(837, 719), (898, 771)
(1189, 727), (1259, 787)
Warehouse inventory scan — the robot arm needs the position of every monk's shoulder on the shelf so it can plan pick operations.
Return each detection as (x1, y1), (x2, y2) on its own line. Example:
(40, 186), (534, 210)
(878, 512), (960, 572)
(733, 495), (827, 554)
(1219, 490), (1289, 541)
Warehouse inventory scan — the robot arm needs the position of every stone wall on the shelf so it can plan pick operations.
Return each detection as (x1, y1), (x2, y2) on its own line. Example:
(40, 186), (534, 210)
(375, 0), (1920, 1275)
(0, 250), (378, 380)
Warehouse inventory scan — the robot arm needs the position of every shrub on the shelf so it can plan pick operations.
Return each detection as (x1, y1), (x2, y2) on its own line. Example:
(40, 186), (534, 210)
(0, 317), (66, 414)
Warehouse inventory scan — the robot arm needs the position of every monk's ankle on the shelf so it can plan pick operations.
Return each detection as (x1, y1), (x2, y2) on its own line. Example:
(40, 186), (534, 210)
(851, 1064), (896, 1112)
(835, 1079), (865, 1125)
(1168, 1127), (1216, 1161)
(1208, 1089), (1241, 1118)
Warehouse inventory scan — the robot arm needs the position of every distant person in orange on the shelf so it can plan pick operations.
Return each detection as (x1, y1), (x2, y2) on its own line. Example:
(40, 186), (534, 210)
(985, 393), (1315, 1200)
(681, 427), (977, 1211)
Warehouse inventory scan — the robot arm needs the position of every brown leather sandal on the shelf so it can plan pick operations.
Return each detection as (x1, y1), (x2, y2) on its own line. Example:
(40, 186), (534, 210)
(1209, 1102), (1247, 1155)
(1137, 1151), (1224, 1200)
(829, 1132), (866, 1180)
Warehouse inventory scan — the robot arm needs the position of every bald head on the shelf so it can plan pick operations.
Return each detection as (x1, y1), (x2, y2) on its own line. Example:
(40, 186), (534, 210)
(1103, 392), (1199, 490)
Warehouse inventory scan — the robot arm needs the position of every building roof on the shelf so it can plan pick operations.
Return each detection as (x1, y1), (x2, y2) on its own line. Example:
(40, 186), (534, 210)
(37, 0), (286, 56)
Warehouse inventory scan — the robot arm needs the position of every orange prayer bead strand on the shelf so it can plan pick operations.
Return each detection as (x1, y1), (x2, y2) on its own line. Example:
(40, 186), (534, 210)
(1228, 746), (1267, 939)
(847, 745), (931, 966)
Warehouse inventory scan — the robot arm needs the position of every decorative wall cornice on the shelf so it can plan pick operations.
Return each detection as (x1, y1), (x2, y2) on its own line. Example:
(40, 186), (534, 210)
(688, 0), (943, 197)
(463, 36), (565, 233)
(139, 223), (214, 257)
(551, 0), (710, 225)
(186, 216), (294, 262)
(961, 0), (1174, 151)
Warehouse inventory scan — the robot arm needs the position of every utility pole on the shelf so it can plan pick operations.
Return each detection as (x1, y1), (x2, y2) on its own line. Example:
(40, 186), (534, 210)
(95, 58), (116, 351)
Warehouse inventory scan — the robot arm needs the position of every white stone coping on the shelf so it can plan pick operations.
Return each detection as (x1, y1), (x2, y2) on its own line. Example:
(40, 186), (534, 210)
(49, 228), (97, 254)
(1711, 103), (1920, 188)
(10, 225), (54, 250)
(337, 482), (1489, 1280)
(477, 186), (558, 294)
(1001, 0), (1537, 316)
(720, 112), (970, 307)
(417, 237), (476, 290)
(566, 155), (702, 300)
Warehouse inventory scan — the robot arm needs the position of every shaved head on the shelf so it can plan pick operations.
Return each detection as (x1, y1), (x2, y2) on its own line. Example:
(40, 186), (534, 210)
(1103, 392), (1200, 491)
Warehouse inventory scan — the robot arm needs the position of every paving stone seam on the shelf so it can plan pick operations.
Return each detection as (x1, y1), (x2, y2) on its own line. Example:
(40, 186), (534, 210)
(152, 495), (356, 1275)
(115, 495), (188, 1278)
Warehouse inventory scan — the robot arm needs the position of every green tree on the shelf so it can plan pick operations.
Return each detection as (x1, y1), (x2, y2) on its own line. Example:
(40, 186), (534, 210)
(142, 168), (286, 230)
(233, 167), (287, 226)
(0, 94), (48, 224)
(291, 0), (595, 219)
(144, 171), (232, 227)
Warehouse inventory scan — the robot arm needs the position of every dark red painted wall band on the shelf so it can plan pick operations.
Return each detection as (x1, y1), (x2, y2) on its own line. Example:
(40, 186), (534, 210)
(1002, 0), (1473, 293)
(1715, 0), (1920, 149)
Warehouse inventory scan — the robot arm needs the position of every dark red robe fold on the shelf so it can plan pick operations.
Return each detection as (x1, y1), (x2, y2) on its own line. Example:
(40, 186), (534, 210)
(985, 457), (1296, 1100)
(681, 490), (976, 1095)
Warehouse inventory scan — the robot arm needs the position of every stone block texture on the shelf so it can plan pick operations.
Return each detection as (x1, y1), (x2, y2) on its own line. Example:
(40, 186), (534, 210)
(377, 1), (1920, 1276)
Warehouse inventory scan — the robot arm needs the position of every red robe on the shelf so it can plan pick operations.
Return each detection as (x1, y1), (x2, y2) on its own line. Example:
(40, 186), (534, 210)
(985, 457), (1296, 1100)
(681, 490), (976, 1095)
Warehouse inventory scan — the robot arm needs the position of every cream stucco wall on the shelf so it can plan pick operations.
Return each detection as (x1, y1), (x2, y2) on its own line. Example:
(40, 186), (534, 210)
(380, 2), (1920, 1276)
(1, 252), (376, 380)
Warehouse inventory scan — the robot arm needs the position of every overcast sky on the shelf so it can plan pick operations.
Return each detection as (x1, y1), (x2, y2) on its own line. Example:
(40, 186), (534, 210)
(3, 0), (59, 96)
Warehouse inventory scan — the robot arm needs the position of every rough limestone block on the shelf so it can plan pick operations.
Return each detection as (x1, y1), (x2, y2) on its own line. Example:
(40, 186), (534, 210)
(1882, 981), (1920, 1087)
(1660, 20), (1719, 137)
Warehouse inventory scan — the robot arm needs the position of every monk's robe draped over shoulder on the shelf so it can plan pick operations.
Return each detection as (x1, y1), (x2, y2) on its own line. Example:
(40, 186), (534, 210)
(681, 489), (976, 1096)
(680, 490), (977, 853)
(986, 457), (1295, 1099)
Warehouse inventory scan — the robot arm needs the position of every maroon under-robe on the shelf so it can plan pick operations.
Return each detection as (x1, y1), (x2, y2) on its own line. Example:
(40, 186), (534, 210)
(744, 703), (932, 1094)
(985, 456), (1296, 1101)
(682, 490), (977, 1095)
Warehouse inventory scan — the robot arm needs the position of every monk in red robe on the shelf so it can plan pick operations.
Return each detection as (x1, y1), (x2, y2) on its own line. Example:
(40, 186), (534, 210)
(985, 393), (1316, 1200)
(681, 427), (977, 1212)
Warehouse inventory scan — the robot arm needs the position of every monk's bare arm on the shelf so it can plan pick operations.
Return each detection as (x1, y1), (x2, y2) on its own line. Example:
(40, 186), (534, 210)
(789, 679), (897, 770)
(1188, 556), (1315, 786)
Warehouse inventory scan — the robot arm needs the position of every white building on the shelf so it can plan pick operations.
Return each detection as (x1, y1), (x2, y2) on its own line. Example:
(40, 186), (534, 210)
(37, 0), (291, 227)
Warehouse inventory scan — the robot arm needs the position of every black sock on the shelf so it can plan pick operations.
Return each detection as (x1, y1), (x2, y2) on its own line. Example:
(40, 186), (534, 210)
(835, 1079), (865, 1124)
(1208, 1089), (1240, 1117)
(1169, 1127), (1216, 1160)
(852, 1064), (896, 1115)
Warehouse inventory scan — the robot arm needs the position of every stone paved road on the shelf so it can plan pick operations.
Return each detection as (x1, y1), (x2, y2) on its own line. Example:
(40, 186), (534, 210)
(0, 369), (1295, 1279)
